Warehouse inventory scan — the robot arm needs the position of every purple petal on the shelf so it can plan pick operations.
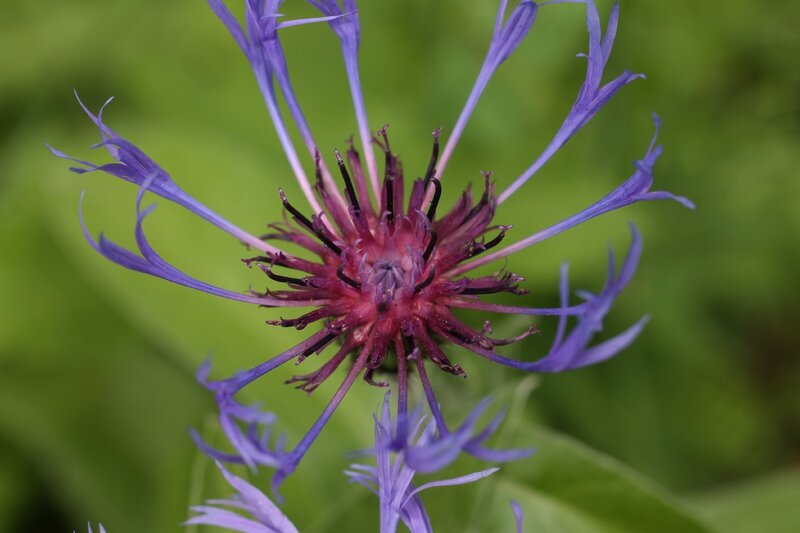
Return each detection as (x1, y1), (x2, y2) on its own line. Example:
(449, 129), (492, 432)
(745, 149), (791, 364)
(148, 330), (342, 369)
(436, 1), (538, 179)
(403, 467), (499, 505)
(208, 0), (326, 213)
(78, 194), (311, 307)
(499, 0), (643, 202)
(192, 331), (336, 472)
(51, 97), (282, 254)
(185, 461), (299, 533)
(307, 0), (380, 199)
(447, 225), (649, 372)
(347, 392), (516, 533)
(512, 500), (524, 533)
(451, 116), (693, 276)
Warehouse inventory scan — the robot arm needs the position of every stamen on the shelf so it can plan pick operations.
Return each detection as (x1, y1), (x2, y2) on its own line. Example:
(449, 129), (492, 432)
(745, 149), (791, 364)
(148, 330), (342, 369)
(446, 328), (473, 344)
(426, 178), (442, 221)
(462, 173), (492, 224)
(279, 189), (342, 255)
(300, 332), (338, 358)
(486, 324), (539, 346)
(460, 286), (506, 295)
(423, 230), (438, 262)
(333, 148), (360, 211)
(336, 264), (361, 289)
(258, 264), (308, 286)
(286, 341), (353, 392)
(469, 225), (511, 258)
(241, 255), (272, 268)
(413, 267), (436, 293)
(312, 214), (344, 255)
(377, 125), (396, 226)
(363, 368), (389, 388)
(378, 124), (392, 159)
(385, 174), (394, 225)
(483, 225), (511, 250)
(279, 188), (315, 230)
(424, 128), (442, 184)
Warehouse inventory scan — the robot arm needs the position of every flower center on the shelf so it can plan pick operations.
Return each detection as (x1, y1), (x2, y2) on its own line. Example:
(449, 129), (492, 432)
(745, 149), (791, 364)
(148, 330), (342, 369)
(247, 127), (531, 388)
(370, 259), (406, 298)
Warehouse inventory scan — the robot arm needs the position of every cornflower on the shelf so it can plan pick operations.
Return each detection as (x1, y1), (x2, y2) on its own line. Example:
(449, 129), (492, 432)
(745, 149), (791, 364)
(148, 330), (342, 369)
(346, 393), (508, 533)
(50, 0), (692, 490)
(188, 393), (522, 532)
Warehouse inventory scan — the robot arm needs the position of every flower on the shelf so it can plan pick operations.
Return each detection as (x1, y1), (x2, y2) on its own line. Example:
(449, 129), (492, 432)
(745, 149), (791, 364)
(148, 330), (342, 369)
(51, 0), (691, 489)
(186, 461), (299, 533)
(346, 393), (503, 533)
(189, 393), (514, 533)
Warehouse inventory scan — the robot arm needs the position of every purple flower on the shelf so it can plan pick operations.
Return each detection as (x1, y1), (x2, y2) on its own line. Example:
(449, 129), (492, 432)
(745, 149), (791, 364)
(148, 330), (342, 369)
(346, 393), (503, 533)
(51, 0), (691, 489)
(189, 394), (512, 532)
(186, 461), (299, 533)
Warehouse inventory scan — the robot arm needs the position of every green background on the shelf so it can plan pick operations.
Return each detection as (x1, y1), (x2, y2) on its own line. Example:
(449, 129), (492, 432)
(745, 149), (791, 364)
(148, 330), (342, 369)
(1, 0), (798, 531)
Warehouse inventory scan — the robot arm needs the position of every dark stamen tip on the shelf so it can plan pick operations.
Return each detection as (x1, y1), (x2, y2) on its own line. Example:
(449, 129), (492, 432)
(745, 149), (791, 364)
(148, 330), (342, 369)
(413, 267), (436, 293)
(424, 130), (442, 183)
(426, 178), (442, 221)
(336, 264), (361, 289)
(423, 230), (438, 262)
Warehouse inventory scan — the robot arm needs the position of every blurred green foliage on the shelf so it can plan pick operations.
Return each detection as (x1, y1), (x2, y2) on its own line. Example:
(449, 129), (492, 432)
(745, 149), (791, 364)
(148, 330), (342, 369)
(1, 0), (798, 531)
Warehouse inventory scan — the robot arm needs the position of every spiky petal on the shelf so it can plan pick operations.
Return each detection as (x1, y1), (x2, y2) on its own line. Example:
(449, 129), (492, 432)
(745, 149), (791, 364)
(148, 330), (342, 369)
(346, 393), (502, 533)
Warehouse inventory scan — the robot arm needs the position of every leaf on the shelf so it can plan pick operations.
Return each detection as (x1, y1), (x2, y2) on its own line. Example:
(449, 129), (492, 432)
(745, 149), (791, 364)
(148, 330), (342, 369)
(482, 425), (716, 533)
(691, 469), (800, 533)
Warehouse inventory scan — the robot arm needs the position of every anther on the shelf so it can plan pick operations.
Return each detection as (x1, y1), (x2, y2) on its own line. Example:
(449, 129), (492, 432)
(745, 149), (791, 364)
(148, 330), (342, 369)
(313, 216), (344, 255)
(385, 174), (394, 225)
(279, 188), (315, 231)
(422, 230), (438, 262)
(241, 255), (271, 268)
(378, 124), (391, 154)
(336, 264), (361, 289)
(334, 148), (360, 211)
(469, 225), (511, 258)
(279, 189), (342, 255)
(446, 327), (475, 345)
(424, 128), (442, 184)
(257, 264), (308, 286)
(460, 286), (505, 295)
(301, 332), (338, 357)
(425, 178), (442, 221)
(413, 267), (436, 293)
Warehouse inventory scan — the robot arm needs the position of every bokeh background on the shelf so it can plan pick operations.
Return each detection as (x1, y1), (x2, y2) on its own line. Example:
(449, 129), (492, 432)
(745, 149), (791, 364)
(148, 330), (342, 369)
(1, 0), (799, 531)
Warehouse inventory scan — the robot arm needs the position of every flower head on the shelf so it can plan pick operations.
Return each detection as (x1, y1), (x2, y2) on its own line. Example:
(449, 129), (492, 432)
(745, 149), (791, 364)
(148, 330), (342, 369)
(51, 0), (691, 488)
(346, 393), (503, 533)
